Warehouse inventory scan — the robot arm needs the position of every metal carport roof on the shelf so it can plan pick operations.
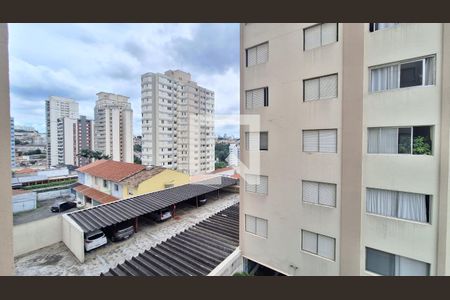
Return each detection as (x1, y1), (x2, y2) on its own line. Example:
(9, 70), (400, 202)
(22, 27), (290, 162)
(66, 176), (237, 233)
(101, 203), (239, 276)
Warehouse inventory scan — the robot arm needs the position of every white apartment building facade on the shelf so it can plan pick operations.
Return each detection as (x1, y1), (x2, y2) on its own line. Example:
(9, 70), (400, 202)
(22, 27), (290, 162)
(240, 23), (450, 276)
(46, 96), (79, 167)
(228, 142), (240, 167)
(57, 115), (94, 166)
(141, 70), (215, 175)
(94, 92), (133, 163)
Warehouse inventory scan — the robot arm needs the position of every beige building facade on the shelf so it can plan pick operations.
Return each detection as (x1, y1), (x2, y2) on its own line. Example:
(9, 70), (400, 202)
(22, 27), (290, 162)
(240, 23), (450, 276)
(141, 70), (215, 175)
(94, 92), (133, 163)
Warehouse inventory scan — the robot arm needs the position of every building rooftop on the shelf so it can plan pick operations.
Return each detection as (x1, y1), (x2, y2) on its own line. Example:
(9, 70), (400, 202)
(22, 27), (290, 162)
(120, 166), (167, 188)
(76, 160), (145, 182)
(74, 184), (118, 204)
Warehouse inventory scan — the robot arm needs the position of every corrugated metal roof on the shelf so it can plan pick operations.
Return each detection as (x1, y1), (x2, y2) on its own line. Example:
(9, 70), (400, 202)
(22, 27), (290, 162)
(101, 203), (239, 276)
(67, 176), (237, 233)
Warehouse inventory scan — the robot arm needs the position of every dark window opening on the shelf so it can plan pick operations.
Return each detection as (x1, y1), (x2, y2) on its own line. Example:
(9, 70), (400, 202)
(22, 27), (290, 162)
(263, 87), (269, 106)
(260, 132), (268, 151)
(400, 60), (423, 88)
(398, 127), (412, 154)
(413, 126), (432, 155)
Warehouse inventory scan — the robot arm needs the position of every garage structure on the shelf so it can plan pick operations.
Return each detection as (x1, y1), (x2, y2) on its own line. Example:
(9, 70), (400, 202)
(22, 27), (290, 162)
(101, 203), (239, 276)
(62, 176), (237, 262)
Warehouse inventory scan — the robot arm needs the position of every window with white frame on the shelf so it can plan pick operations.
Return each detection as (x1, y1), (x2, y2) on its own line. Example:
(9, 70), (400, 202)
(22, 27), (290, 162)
(370, 55), (436, 92)
(304, 74), (338, 101)
(245, 214), (268, 238)
(303, 129), (337, 153)
(245, 174), (268, 194)
(367, 126), (432, 155)
(369, 23), (399, 32)
(366, 188), (430, 223)
(366, 247), (430, 276)
(304, 23), (338, 51)
(245, 131), (268, 151)
(246, 87), (269, 109)
(301, 230), (336, 261)
(302, 181), (336, 207)
(246, 42), (269, 67)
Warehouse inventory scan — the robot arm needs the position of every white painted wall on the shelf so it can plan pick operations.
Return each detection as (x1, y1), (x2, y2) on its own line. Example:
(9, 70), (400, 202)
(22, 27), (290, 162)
(208, 248), (243, 276)
(62, 214), (85, 263)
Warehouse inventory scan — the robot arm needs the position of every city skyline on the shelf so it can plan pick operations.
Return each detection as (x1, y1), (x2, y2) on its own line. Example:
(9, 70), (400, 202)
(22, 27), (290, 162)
(8, 23), (240, 137)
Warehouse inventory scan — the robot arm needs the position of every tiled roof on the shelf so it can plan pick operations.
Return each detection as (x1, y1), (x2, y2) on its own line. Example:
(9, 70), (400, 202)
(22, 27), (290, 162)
(120, 166), (167, 187)
(76, 160), (146, 182)
(210, 167), (235, 174)
(14, 168), (37, 175)
(74, 184), (118, 204)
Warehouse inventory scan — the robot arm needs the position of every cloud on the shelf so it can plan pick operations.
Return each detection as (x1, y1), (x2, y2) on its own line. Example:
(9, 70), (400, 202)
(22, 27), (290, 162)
(8, 23), (239, 137)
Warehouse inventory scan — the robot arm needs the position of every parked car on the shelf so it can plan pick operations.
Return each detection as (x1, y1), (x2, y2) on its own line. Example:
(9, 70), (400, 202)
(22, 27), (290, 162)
(84, 230), (107, 252)
(149, 208), (172, 222)
(188, 195), (208, 206)
(50, 200), (77, 213)
(104, 221), (135, 242)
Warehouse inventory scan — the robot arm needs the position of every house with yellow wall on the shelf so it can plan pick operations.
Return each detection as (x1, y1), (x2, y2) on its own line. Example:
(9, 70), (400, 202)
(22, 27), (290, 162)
(74, 160), (189, 206)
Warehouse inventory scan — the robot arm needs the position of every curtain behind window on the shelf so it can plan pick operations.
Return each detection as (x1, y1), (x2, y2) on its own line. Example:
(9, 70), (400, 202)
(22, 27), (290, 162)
(397, 192), (427, 223)
(379, 128), (398, 153)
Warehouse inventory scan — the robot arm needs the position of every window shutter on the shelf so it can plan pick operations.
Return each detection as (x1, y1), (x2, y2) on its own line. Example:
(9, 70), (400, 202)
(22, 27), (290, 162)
(247, 47), (257, 67)
(318, 235), (335, 260)
(245, 215), (256, 234)
(257, 43), (269, 64)
(302, 230), (318, 253)
(302, 181), (319, 204)
(304, 78), (320, 101)
(319, 74), (338, 99)
(245, 90), (253, 109)
(253, 88), (265, 108)
(256, 175), (268, 194)
(321, 23), (337, 46)
(247, 132), (259, 151)
(304, 25), (321, 50)
(319, 183), (336, 207)
(319, 129), (337, 153)
(303, 130), (319, 152)
(245, 174), (257, 193)
(256, 218), (268, 238)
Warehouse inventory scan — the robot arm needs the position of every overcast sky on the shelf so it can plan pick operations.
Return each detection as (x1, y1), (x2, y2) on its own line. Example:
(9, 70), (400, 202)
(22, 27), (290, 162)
(9, 23), (240, 137)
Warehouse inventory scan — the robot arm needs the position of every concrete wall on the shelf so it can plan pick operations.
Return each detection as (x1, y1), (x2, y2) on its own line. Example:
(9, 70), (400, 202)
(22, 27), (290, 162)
(12, 192), (37, 213)
(208, 248), (243, 276)
(37, 188), (71, 201)
(0, 23), (15, 275)
(62, 214), (85, 263)
(13, 215), (62, 257)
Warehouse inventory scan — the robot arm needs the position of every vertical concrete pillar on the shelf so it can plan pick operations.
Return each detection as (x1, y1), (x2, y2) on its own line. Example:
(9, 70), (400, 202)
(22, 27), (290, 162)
(340, 23), (365, 275)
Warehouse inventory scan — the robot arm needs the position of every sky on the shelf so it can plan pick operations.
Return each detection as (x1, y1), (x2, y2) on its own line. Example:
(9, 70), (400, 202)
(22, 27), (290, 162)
(8, 23), (240, 137)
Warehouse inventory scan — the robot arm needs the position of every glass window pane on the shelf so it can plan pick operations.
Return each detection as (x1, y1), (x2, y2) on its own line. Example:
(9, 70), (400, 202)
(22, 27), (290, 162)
(398, 128), (412, 154)
(260, 132), (268, 150)
(302, 231), (318, 254)
(400, 60), (423, 88)
(412, 126), (432, 155)
(366, 247), (395, 276)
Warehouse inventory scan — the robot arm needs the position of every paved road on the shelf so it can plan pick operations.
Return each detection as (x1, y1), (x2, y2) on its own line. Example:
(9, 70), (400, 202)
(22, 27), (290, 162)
(13, 197), (77, 226)
(14, 191), (239, 276)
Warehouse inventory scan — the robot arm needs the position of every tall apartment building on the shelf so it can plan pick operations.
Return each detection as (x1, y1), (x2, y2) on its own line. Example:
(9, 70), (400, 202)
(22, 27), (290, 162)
(10, 117), (15, 168)
(57, 115), (94, 166)
(240, 23), (450, 276)
(228, 142), (240, 167)
(46, 96), (79, 167)
(141, 70), (215, 175)
(94, 92), (133, 163)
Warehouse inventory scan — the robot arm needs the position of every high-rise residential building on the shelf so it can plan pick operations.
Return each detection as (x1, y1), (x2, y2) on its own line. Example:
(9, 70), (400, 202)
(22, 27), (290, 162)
(228, 142), (240, 167)
(94, 92), (133, 163)
(10, 117), (15, 168)
(46, 96), (79, 167)
(240, 23), (450, 276)
(141, 70), (215, 175)
(57, 115), (94, 166)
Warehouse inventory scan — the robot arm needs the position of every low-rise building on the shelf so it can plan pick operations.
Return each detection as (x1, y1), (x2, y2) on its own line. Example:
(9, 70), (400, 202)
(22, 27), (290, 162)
(74, 159), (190, 206)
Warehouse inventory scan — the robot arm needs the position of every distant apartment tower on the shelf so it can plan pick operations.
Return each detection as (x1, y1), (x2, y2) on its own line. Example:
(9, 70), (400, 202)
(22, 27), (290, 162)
(94, 92), (133, 163)
(228, 143), (240, 167)
(57, 115), (94, 166)
(46, 96), (79, 167)
(10, 117), (15, 168)
(141, 70), (215, 175)
(240, 23), (450, 276)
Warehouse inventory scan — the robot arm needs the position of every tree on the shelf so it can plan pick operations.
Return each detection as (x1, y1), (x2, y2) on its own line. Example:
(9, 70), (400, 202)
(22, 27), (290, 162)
(413, 136), (432, 155)
(134, 144), (142, 152)
(215, 143), (230, 163)
(215, 161), (227, 169)
(77, 149), (111, 160)
(134, 155), (142, 165)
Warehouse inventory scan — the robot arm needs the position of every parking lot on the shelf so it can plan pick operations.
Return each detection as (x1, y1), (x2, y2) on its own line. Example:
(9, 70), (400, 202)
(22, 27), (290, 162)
(14, 191), (239, 276)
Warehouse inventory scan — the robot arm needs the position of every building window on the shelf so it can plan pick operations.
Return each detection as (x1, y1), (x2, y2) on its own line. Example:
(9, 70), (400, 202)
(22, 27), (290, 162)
(303, 129), (337, 153)
(369, 23), (399, 32)
(114, 184), (119, 192)
(368, 126), (432, 155)
(245, 174), (268, 194)
(304, 74), (338, 101)
(103, 180), (108, 188)
(301, 230), (336, 261)
(366, 247), (429, 276)
(245, 214), (268, 238)
(245, 132), (268, 151)
(370, 56), (436, 92)
(302, 181), (336, 207)
(366, 188), (430, 223)
(246, 42), (269, 67)
(245, 87), (269, 109)
(304, 23), (338, 51)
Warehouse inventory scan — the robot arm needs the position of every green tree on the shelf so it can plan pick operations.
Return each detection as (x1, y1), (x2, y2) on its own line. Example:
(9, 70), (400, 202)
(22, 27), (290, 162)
(215, 143), (230, 163)
(134, 155), (142, 165)
(77, 149), (111, 160)
(215, 161), (227, 169)
(413, 136), (432, 155)
(134, 144), (142, 152)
